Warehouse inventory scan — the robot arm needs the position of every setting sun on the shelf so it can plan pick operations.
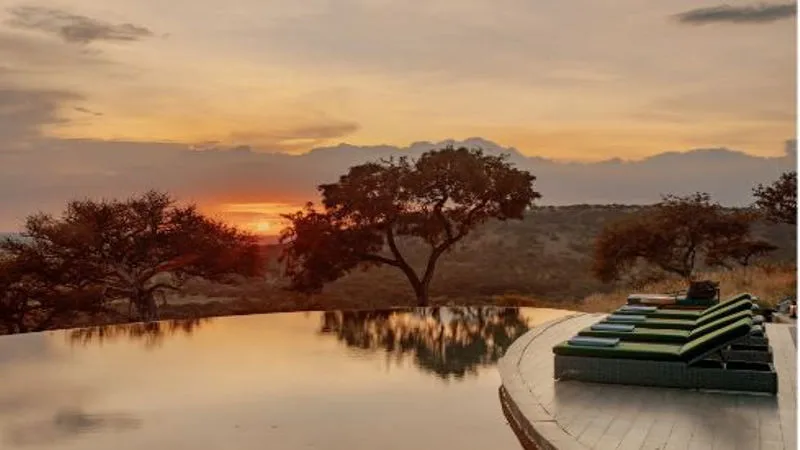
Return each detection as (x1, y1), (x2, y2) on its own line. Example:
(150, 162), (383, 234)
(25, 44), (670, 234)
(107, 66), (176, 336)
(253, 221), (273, 234)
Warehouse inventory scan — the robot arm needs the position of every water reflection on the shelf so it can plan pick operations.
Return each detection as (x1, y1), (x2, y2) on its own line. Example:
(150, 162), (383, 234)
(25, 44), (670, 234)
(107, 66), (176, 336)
(5, 408), (140, 447)
(0, 307), (572, 450)
(67, 318), (210, 349)
(319, 307), (530, 379)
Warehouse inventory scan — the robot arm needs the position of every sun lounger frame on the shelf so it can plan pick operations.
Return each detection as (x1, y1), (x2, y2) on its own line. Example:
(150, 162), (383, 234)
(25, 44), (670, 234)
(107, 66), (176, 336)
(553, 333), (778, 394)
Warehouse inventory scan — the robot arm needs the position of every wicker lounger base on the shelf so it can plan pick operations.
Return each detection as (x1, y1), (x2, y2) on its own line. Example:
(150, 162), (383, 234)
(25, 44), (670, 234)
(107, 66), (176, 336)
(554, 355), (778, 394)
(723, 348), (773, 363)
(741, 336), (769, 346)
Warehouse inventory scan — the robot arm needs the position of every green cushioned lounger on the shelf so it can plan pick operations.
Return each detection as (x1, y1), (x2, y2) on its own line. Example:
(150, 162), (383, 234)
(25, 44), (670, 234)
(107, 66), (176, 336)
(553, 317), (752, 361)
(602, 299), (754, 330)
(552, 317), (778, 393)
(579, 310), (755, 343)
(615, 293), (754, 319)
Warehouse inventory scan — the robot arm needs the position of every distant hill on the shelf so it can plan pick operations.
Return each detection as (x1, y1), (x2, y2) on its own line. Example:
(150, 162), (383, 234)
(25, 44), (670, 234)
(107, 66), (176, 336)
(2, 137), (796, 230)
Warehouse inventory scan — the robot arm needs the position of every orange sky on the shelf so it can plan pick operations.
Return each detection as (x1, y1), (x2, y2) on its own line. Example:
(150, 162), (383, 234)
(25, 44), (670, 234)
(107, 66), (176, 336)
(0, 1), (795, 231)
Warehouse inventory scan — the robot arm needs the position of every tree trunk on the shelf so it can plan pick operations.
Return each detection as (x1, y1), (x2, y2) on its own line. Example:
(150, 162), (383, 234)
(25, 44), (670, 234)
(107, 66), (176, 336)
(413, 281), (430, 307)
(131, 288), (159, 322)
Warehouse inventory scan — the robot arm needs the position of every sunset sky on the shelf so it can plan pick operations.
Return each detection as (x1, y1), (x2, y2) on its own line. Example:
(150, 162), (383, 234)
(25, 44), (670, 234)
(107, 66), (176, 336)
(0, 1), (796, 232)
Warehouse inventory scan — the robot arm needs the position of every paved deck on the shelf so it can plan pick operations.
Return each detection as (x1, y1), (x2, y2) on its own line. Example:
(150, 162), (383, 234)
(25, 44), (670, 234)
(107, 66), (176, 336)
(498, 313), (797, 450)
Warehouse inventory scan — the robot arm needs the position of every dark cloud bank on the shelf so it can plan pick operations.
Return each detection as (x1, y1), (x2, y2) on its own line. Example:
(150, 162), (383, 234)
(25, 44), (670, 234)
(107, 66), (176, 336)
(0, 86), (795, 230)
(6, 6), (154, 44)
(675, 2), (796, 25)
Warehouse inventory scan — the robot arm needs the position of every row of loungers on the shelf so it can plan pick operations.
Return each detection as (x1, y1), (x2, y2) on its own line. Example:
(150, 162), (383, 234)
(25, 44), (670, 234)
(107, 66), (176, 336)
(553, 293), (778, 394)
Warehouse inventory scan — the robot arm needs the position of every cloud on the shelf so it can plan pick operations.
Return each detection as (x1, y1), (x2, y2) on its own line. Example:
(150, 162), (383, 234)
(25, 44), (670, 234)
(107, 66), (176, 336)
(0, 30), (111, 72)
(0, 84), (793, 230)
(6, 6), (155, 44)
(675, 3), (796, 25)
(0, 131), (794, 231)
(225, 119), (360, 152)
(73, 106), (102, 116)
(0, 88), (81, 143)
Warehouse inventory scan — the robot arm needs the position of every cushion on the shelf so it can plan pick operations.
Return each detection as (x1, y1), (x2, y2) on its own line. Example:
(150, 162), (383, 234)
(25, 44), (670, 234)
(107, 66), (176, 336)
(607, 314), (647, 323)
(567, 336), (620, 347)
(591, 323), (636, 332)
(618, 305), (658, 313)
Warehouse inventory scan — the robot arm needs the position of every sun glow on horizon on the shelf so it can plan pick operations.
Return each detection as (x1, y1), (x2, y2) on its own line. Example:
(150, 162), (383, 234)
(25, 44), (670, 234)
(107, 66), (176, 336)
(212, 202), (301, 236)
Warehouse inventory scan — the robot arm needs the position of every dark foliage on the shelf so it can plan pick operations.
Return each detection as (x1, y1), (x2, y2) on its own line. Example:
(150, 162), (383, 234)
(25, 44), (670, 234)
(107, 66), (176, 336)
(753, 171), (797, 225)
(0, 191), (262, 329)
(281, 146), (540, 306)
(592, 193), (776, 282)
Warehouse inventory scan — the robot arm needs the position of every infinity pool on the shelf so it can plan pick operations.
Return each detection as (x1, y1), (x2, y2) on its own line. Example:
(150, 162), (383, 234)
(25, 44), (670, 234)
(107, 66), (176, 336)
(0, 307), (571, 449)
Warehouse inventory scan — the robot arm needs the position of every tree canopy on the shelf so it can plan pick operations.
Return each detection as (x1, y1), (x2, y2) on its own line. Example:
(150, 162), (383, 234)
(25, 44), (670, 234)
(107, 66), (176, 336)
(280, 146), (540, 305)
(753, 171), (796, 225)
(592, 192), (775, 283)
(1, 191), (262, 327)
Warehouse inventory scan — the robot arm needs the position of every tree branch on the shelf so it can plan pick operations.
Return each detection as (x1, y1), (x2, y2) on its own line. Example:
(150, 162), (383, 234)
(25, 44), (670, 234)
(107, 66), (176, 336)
(432, 197), (454, 242)
(357, 253), (401, 267)
(385, 225), (422, 288)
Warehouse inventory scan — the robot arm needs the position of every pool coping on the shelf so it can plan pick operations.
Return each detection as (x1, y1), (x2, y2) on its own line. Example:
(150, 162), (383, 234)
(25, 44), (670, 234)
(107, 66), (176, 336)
(498, 313), (590, 450)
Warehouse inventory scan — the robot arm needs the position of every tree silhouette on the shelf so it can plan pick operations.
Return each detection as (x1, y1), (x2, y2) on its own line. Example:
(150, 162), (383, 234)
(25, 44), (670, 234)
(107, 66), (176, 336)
(753, 171), (796, 225)
(280, 146), (540, 306)
(0, 252), (110, 334)
(319, 306), (530, 379)
(68, 318), (209, 349)
(1, 191), (262, 323)
(593, 193), (774, 282)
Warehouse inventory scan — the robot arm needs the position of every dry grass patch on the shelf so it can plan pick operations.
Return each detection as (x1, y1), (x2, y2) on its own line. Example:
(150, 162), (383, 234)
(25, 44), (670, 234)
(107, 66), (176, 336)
(579, 263), (797, 313)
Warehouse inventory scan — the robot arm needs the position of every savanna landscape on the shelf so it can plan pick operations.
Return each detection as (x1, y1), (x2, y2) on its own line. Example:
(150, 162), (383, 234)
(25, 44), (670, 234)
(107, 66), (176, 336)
(1, 146), (795, 335)
(0, 2), (797, 449)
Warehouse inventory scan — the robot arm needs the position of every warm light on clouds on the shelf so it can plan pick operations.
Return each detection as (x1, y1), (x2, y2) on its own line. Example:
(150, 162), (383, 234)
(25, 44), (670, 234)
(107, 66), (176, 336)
(0, 0), (794, 158)
(0, 0), (794, 229)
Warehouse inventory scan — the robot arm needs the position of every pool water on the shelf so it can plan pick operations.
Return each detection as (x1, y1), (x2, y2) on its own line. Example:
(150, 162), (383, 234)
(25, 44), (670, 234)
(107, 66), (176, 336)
(0, 307), (571, 449)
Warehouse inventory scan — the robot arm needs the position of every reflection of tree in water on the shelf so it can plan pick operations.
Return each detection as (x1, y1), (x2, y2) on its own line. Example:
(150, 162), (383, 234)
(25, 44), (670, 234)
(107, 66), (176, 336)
(320, 307), (530, 380)
(67, 318), (210, 349)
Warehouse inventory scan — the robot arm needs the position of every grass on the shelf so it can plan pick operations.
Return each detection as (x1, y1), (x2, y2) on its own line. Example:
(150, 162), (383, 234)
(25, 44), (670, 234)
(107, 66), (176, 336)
(137, 262), (796, 325)
(577, 263), (797, 313)
(6, 262), (795, 334)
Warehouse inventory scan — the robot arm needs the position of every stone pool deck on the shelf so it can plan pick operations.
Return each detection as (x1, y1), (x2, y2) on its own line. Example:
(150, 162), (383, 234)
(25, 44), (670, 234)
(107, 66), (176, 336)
(499, 313), (797, 450)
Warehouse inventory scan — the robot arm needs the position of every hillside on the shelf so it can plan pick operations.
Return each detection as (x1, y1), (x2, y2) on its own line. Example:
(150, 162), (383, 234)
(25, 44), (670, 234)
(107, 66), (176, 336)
(181, 205), (796, 308)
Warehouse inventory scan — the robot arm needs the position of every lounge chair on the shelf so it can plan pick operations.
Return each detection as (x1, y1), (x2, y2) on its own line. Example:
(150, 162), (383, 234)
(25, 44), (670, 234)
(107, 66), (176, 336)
(553, 318), (778, 394)
(614, 293), (754, 319)
(602, 299), (756, 330)
(580, 311), (772, 362)
(580, 310), (758, 343)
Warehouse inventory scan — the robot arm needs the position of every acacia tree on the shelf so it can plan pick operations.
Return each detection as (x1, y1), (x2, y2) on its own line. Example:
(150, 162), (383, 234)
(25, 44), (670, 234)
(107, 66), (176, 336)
(280, 146), (540, 306)
(704, 210), (779, 269)
(753, 171), (796, 225)
(0, 252), (109, 334)
(1, 191), (263, 323)
(592, 192), (775, 282)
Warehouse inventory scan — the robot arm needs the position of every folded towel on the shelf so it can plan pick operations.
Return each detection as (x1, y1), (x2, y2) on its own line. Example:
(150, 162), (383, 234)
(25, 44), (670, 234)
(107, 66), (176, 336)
(618, 305), (658, 313)
(750, 325), (765, 337)
(591, 323), (636, 332)
(568, 336), (621, 347)
(606, 314), (647, 323)
(753, 315), (764, 325)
